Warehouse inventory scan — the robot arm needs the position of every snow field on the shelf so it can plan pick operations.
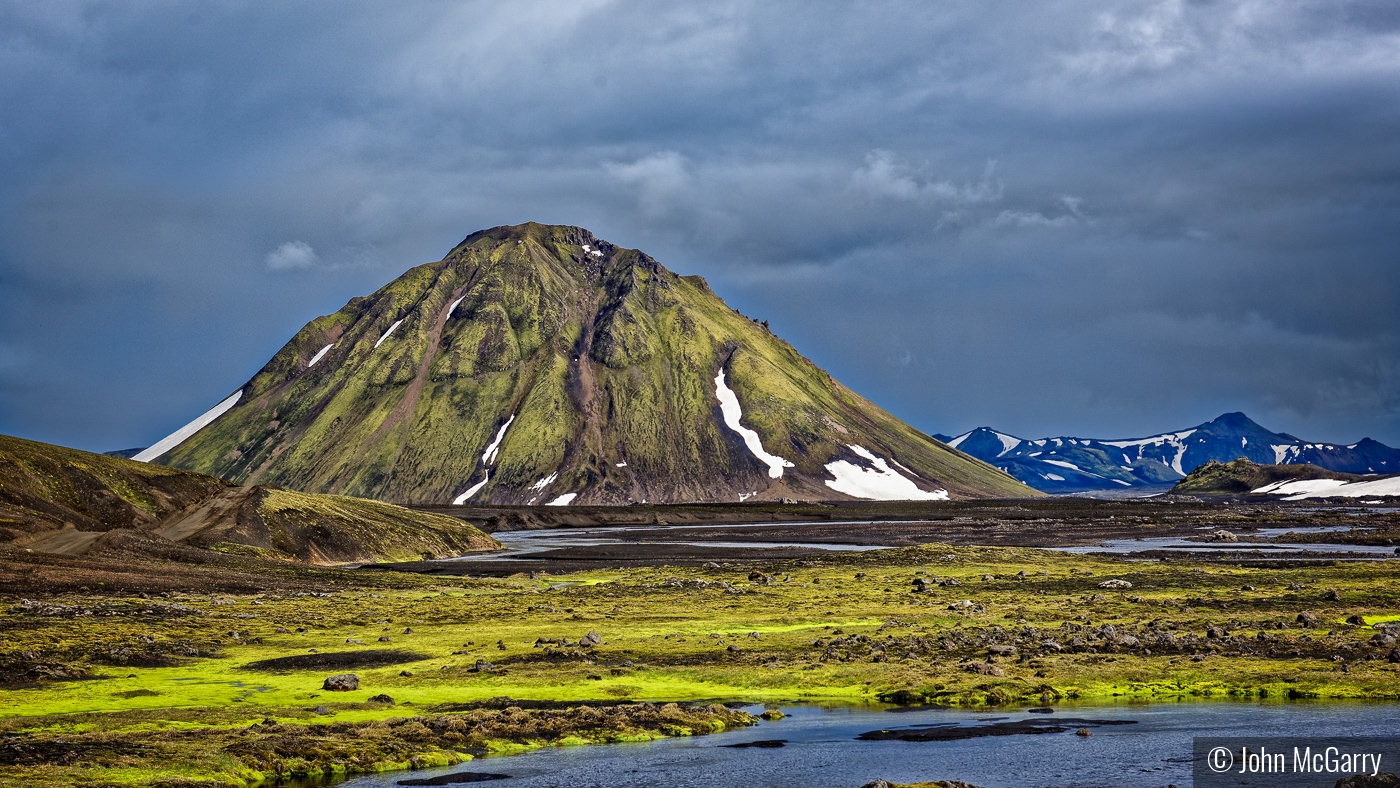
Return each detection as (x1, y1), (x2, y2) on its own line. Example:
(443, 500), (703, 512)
(306, 344), (334, 368)
(133, 391), (244, 463)
(373, 319), (404, 349)
(824, 444), (949, 501)
(714, 369), (794, 479)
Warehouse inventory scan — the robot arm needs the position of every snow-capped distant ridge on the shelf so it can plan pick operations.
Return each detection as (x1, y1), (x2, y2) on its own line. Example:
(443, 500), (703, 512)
(939, 412), (1400, 496)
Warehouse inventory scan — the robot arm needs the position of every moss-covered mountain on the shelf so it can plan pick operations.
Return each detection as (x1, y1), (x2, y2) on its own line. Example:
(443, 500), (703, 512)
(147, 223), (1034, 504)
(0, 434), (498, 563)
(1170, 457), (1371, 495)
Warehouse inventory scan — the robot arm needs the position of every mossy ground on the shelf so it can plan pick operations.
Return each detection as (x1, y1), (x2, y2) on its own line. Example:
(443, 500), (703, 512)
(2, 544), (1397, 785)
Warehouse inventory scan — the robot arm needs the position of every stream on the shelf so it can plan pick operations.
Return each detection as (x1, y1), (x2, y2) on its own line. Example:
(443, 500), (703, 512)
(337, 701), (1400, 788)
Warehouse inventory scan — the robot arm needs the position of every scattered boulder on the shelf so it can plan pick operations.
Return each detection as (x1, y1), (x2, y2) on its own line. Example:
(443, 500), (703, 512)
(1333, 773), (1400, 788)
(1098, 579), (1132, 590)
(322, 674), (358, 692)
(580, 631), (602, 647)
(1075, 728), (1092, 737)
(378, 636), (393, 642)
(367, 694), (395, 705)
(1324, 590), (1342, 602)
(1297, 612), (1321, 627)
(471, 660), (496, 673)
(1208, 530), (1238, 542)
(1345, 614), (1368, 626)
(964, 661), (1005, 677)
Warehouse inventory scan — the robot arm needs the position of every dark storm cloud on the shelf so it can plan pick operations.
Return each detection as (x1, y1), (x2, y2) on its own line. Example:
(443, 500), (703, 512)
(1, 0), (1397, 451)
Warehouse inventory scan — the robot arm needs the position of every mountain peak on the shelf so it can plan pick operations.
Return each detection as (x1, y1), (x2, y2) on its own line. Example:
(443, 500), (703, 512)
(142, 226), (1035, 505)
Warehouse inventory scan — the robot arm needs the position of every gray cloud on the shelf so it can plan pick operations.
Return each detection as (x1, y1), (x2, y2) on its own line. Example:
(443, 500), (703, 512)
(1, 0), (1397, 452)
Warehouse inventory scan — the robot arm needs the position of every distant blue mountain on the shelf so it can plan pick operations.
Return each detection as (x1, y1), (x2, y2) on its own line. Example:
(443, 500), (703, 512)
(934, 412), (1400, 494)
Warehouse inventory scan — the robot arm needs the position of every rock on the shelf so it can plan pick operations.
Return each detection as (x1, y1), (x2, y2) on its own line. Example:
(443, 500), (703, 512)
(912, 578), (932, 592)
(1206, 626), (1228, 640)
(1208, 529), (1238, 542)
(313, 704), (332, 715)
(748, 631), (762, 639)
(748, 570), (768, 582)
(987, 645), (1017, 657)
(1297, 612), (1321, 627)
(981, 574), (997, 582)
(1324, 589), (1342, 602)
(1345, 614), (1368, 626)
(367, 694), (395, 705)
(702, 562), (721, 569)
(949, 600), (976, 610)
(780, 497), (799, 504)
(1333, 773), (1400, 788)
(1040, 639), (1063, 652)
(471, 660), (496, 673)
(403, 627), (414, 634)
(1114, 635), (1141, 648)
(760, 709), (785, 720)
(1075, 727), (1092, 736)
(1241, 585), (1256, 591)
(1098, 579), (1133, 590)
(940, 578), (962, 587)
(580, 631), (602, 647)
(378, 635), (393, 642)
(1388, 648), (1400, 664)
(1027, 707), (1054, 714)
(964, 661), (1005, 676)
(322, 674), (358, 691)
(861, 781), (894, 788)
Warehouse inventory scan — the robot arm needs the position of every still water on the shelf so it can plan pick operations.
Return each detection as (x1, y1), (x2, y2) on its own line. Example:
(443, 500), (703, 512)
(339, 702), (1398, 788)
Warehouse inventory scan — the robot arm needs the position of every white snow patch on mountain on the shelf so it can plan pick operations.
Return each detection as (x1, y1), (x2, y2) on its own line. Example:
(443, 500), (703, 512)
(482, 415), (514, 465)
(946, 433), (969, 449)
(1045, 473), (1066, 481)
(1272, 445), (1294, 464)
(307, 344), (334, 368)
(1253, 476), (1400, 500)
(993, 432), (1020, 455)
(714, 369), (794, 478)
(1103, 429), (1197, 450)
(448, 295), (467, 316)
(544, 493), (577, 506)
(374, 319), (404, 349)
(453, 472), (489, 505)
(1043, 459), (1083, 473)
(530, 472), (558, 492)
(133, 391), (244, 463)
(824, 444), (948, 501)
(616, 462), (627, 467)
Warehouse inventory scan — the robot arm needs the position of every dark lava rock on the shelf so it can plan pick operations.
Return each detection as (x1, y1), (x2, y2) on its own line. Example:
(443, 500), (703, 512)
(1298, 612), (1321, 627)
(963, 661), (1005, 677)
(322, 674), (358, 691)
(857, 718), (1135, 742)
(1346, 614), (1368, 626)
(367, 694), (395, 705)
(1333, 774), (1400, 788)
(1027, 707), (1054, 714)
(580, 631), (602, 647)
(398, 772), (512, 785)
(722, 739), (787, 748)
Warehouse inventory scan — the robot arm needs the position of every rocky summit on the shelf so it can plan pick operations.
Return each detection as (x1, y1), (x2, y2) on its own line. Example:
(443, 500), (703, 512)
(145, 223), (1033, 505)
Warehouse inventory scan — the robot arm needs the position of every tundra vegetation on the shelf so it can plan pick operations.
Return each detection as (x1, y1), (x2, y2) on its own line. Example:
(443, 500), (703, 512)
(2, 539), (1397, 786)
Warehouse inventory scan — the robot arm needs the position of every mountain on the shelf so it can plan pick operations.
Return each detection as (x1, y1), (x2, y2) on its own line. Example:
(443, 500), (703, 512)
(936, 412), (1400, 494)
(139, 223), (1034, 505)
(1, 434), (499, 563)
(1172, 457), (1400, 500)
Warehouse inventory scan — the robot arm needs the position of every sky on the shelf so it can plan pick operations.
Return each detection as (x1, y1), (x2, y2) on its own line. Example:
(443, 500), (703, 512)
(1, 0), (1398, 453)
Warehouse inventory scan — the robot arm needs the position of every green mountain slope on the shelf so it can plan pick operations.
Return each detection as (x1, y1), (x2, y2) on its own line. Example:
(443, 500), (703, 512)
(152, 223), (1035, 504)
(1171, 458), (1370, 495)
(0, 434), (498, 563)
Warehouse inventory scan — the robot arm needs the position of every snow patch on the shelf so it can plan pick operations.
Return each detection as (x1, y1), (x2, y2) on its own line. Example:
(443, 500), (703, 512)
(1044, 473), (1066, 481)
(374, 319), (404, 349)
(1272, 445), (1293, 464)
(714, 369), (794, 478)
(616, 462), (627, 467)
(544, 493), (577, 506)
(453, 472), (489, 505)
(993, 432), (1020, 455)
(447, 295), (467, 316)
(739, 492), (756, 502)
(133, 391), (244, 463)
(1111, 479), (1132, 486)
(482, 414), (515, 466)
(307, 343), (334, 368)
(1043, 459), (1083, 473)
(1254, 476), (1400, 500)
(529, 472), (558, 492)
(824, 444), (948, 501)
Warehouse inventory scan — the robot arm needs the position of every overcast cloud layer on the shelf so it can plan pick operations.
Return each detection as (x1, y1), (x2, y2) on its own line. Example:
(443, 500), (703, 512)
(2, 0), (1398, 452)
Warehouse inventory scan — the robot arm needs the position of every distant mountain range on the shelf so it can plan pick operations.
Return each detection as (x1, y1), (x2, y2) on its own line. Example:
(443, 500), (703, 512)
(935, 412), (1400, 494)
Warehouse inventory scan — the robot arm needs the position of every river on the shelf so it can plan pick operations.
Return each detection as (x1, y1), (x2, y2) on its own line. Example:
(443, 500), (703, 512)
(338, 702), (1398, 788)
